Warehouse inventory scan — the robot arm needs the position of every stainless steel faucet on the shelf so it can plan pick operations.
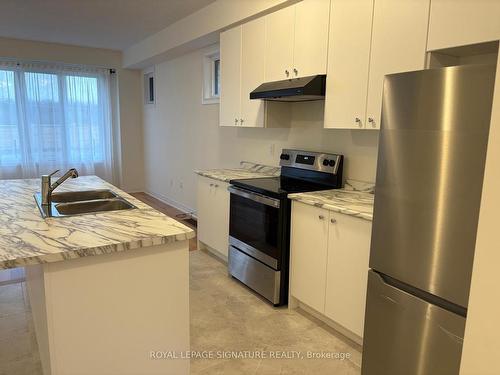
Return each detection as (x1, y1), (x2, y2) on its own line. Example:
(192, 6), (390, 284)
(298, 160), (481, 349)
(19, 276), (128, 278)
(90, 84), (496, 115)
(41, 168), (79, 205)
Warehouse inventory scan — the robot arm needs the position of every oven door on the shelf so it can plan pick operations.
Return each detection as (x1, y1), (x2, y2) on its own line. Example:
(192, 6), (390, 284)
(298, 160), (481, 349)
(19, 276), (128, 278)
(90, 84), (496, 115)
(228, 186), (281, 270)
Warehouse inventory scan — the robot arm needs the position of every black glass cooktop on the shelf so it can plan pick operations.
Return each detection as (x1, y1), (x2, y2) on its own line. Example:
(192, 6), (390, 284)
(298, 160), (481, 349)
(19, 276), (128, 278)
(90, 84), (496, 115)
(230, 176), (335, 199)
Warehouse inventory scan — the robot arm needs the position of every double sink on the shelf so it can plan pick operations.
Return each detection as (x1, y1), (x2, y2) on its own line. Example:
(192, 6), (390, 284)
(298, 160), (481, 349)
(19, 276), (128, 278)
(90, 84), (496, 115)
(34, 189), (136, 218)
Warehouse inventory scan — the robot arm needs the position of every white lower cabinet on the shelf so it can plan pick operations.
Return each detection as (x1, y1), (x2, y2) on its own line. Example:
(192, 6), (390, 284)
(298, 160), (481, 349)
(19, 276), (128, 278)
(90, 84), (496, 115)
(197, 176), (230, 259)
(290, 201), (372, 338)
(324, 212), (371, 337)
(290, 202), (329, 312)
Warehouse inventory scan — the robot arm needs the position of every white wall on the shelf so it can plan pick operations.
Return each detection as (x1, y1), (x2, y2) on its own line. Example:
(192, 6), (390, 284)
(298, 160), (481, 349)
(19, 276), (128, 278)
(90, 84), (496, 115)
(116, 69), (144, 192)
(459, 49), (500, 375)
(143, 47), (379, 212)
(0, 37), (144, 192)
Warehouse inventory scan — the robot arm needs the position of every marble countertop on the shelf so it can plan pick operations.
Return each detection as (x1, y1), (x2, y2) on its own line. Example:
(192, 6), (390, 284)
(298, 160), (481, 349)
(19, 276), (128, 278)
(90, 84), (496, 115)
(0, 176), (195, 269)
(194, 161), (280, 182)
(288, 180), (375, 221)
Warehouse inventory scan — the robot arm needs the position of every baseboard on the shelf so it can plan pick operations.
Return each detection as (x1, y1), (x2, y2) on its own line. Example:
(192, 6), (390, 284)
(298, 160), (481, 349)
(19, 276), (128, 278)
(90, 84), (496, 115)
(296, 301), (363, 347)
(122, 185), (146, 194)
(198, 241), (228, 264)
(144, 190), (197, 218)
(124, 189), (144, 195)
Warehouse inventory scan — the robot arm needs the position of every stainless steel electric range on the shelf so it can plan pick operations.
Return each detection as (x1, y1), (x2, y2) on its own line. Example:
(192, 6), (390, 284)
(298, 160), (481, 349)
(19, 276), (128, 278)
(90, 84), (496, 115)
(228, 149), (344, 306)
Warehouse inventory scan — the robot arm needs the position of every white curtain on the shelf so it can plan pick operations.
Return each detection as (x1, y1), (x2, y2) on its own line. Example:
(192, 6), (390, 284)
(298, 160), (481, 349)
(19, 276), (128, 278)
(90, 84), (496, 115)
(0, 60), (113, 182)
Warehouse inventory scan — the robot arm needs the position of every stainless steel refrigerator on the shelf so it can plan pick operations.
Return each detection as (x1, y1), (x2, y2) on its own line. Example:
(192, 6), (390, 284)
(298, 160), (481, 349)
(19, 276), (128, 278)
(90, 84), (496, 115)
(362, 64), (496, 375)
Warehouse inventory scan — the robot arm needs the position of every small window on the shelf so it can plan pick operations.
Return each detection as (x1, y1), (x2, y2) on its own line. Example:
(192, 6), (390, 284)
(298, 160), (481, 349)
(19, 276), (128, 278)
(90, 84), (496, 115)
(202, 47), (220, 105)
(144, 71), (155, 105)
(213, 58), (220, 96)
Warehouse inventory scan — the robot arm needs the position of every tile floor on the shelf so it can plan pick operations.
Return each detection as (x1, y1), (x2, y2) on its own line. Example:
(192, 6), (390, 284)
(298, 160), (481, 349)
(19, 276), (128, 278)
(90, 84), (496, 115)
(0, 281), (42, 375)
(0, 250), (361, 375)
(189, 250), (361, 374)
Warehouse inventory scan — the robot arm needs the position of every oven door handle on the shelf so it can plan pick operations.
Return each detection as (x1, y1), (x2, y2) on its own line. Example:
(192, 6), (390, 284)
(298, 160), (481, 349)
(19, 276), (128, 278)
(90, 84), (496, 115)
(228, 186), (281, 208)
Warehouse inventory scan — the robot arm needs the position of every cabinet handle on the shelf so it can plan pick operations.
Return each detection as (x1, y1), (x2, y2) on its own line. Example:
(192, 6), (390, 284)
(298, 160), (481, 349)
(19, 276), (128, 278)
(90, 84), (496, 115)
(293, 68), (298, 76)
(234, 118), (238, 125)
(355, 117), (362, 127)
(318, 215), (325, 220)
(330, 218), (337, 224)
(209, 183), (214, 187)
(214, 184), (219, 188)
(368, 117), (375, 127)
(285, 69), (290, 77)
(240, 119), (244, 125)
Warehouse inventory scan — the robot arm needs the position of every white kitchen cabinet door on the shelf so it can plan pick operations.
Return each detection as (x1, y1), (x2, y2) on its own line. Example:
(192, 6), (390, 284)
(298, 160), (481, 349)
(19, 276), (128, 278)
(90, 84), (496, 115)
(240, 17), (266, 127)
(428, 0), (500, 51)
(324, 0), (374, 129)
(293, 0), (330, 78)
(197, 176), (215, 248)
(197, 176), (230, 258)
(265, 5), (295, 82)
(365, 0), (430, 129)
(325, 213), (372, 338)
(212, 181), (230, 257)
(220, 26), (242, 127)
(290, 202), (329, 313)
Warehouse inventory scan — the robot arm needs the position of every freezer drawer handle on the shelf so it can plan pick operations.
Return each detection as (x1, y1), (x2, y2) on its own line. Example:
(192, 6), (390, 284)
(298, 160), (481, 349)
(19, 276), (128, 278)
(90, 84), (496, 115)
(375, 271), (467, 318)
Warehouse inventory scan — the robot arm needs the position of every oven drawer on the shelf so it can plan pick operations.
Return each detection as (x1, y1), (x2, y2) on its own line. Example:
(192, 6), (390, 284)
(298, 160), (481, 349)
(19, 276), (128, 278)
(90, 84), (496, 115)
(228, 246), (281, 305)
(228, 187), (281, 263)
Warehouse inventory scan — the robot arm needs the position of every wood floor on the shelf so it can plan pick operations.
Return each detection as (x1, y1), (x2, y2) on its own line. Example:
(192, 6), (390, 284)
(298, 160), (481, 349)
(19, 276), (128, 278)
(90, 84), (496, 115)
(130, 192), (198, 251)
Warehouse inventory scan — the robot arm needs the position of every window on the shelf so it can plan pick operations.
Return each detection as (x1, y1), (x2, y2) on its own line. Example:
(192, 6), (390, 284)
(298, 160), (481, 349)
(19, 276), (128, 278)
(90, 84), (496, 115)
(213, 58), (220, 96)
(144, 71), (155, 104)
(202, 46), (220, 104)
(0, 61), (113, 181)
(0, 70), (19, 166)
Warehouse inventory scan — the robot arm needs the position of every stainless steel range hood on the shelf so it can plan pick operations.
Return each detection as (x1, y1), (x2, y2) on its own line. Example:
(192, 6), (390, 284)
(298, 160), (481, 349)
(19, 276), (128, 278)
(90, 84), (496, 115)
(249, 75), (326, 102)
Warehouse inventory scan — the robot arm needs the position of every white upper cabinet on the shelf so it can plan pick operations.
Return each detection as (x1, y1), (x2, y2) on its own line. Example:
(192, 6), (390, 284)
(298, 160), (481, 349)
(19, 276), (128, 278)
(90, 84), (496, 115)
(220, 26), (241, 127)
(240, 17), (266, 127)
(221, 0), (432, 130)
(428, 0), (500, 51)
(324, 0), (430, 129)
(324, 0), (374, 129)
(265, 0), (330, 82)
(365, 0), (430, 129)
(220, 18), (266, 128)
(292, 0), (331, 78)
(220, 1), (329, 127)
(265, 5), (295, 82)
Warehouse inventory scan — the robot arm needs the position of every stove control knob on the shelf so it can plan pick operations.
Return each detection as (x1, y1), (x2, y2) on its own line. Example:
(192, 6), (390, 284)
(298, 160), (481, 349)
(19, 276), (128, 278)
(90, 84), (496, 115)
(280, 153), (290, 160)
(322, 159), (329, 166)
(329, 160), (336, 167)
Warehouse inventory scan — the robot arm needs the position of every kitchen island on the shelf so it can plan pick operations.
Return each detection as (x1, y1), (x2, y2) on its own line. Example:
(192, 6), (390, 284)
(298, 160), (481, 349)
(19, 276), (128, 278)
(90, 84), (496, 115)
(0, 176), (195, 375)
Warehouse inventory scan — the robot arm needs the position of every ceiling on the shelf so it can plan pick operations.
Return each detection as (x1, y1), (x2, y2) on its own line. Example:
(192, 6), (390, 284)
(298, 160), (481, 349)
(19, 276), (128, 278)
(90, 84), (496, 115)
(0, 0), (216, 50)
